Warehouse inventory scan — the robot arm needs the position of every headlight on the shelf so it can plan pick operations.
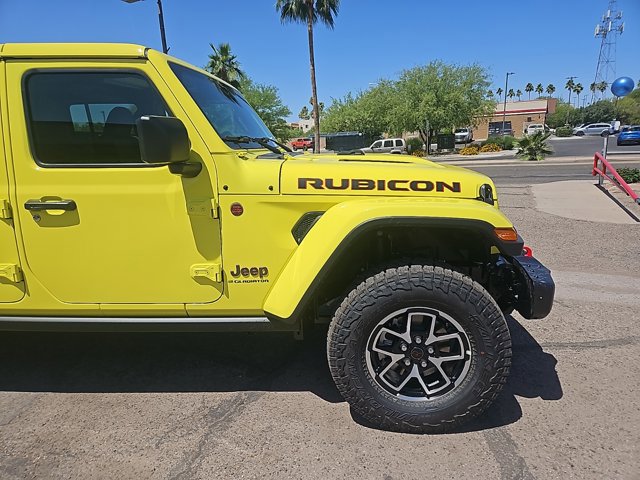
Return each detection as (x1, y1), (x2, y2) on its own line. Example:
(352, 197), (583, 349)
(478, 184), (494, 205)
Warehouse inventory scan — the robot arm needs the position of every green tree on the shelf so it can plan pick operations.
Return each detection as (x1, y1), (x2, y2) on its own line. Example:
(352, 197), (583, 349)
(205, 42), (246, 89)
(565, 78), (575, 105)
(516, 89), (522, 101)
(496, 87), (503, 99)
(507, 88), (515, 101)
(546, 84), (556, 97)
(535, 83), (544, 97)
(590, 82), (598, 98)
(582, 99), (615, 124)
(238, 77), (293, 142)
(573, 83), (584, 108)
(525, 83), (534, 100)
(516, 131), (553, 161)
(546, 101), (583, 128)
(487, 89), (494, 98)
(389, 62), (494, 149)
(299, 106), (310, 119)
(276, 0), (340, 152)
(618, 89), (640, 124)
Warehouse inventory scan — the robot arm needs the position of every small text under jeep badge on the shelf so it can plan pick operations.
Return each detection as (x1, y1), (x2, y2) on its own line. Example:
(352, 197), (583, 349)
(298, 178), (461, 192)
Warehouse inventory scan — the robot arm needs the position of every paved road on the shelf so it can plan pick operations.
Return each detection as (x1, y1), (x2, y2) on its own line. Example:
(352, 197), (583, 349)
(467, 158), (640, 185)
(548, 135), (640, 158)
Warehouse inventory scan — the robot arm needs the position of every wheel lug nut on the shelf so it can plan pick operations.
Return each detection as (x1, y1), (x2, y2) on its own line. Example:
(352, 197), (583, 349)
(427, 347), (435, 354)
(421, 360), (428, 368)
(400, 343), (408, 352)
(404, 359), (411, 366)
(414, 336), (422, 344)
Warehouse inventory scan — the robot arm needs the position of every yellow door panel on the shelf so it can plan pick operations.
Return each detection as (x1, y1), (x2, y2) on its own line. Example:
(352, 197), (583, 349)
(0, 61), (26, 303)
(6, 60), (222, 305)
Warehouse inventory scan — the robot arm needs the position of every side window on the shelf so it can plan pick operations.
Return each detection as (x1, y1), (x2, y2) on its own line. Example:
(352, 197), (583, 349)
(395, 139), (403, 147)
(372, 141), (382, 148)
(383, 140), (393, 148)
(25, 71), (170, 166)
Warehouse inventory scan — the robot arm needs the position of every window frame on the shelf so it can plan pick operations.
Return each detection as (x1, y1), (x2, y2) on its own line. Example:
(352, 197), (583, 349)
(22, 68), (174, 169)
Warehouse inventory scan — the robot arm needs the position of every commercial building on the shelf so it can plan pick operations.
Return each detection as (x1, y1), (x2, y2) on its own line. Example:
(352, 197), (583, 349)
(473, 98), (557, 140)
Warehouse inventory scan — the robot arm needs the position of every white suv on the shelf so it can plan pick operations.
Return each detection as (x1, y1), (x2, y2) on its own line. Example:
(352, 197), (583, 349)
(361, 138), (406, 154)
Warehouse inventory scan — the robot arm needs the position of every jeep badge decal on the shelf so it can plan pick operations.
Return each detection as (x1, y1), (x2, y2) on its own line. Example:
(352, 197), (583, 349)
(228, 265), (269, 284)
(297, 178), (461, 193)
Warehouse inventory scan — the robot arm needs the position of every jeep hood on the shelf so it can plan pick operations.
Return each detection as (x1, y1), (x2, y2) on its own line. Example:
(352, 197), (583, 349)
(280, 152), (494, 200)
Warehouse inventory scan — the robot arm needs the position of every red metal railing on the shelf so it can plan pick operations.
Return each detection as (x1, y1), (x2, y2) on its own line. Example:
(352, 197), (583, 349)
(592, 152), (640, 205)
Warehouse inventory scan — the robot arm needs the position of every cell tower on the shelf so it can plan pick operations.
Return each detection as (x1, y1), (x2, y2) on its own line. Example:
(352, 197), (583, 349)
(591, 0), (624, 102)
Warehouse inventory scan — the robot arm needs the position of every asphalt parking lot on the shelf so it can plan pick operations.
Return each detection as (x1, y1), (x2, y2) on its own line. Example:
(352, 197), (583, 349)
(1, 180), (639, 479)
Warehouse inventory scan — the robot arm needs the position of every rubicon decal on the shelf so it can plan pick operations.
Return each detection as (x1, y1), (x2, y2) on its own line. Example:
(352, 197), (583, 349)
(229, 265), (269, 284)
(297, 178), (461, 193)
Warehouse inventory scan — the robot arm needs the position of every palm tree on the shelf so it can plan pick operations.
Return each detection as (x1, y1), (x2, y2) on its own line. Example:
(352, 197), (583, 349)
(516, 89), (523, 101)
(205, 43), (246, 89)
(525, 83), (534, 100)
(573, 83), (583, 108)
(535, 83), (544, 97)
(276, 0), (340, 153)
(565, 78), (575, 106)
(516, 131), (553, 161)
(597, 81), (608, 95)
(496, 87), (503, 99)
(507, 88), (515, 102)
(546, 84), (556, 97)
(487, 89), (494, 98)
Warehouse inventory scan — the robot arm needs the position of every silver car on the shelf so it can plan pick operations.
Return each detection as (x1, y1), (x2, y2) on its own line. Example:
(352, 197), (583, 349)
(573, 123), (612, 137)
(361, 138), (406, 154)
(454, 127), (473, 143)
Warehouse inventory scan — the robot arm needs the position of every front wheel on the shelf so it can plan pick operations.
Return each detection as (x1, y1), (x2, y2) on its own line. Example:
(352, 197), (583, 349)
(327, 265), (511, 433)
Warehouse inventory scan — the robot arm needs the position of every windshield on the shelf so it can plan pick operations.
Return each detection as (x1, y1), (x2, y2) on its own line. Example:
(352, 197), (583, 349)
(169, 62), (273, 149)
(454, 128), (468, 133)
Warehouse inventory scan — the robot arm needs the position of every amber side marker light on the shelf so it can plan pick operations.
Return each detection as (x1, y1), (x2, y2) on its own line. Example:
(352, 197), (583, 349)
(494, 228), (518, 241)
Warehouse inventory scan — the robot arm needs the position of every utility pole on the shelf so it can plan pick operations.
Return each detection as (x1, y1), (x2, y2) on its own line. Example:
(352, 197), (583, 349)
(122, 0), (169, 54)
(502, 72), (515, 136)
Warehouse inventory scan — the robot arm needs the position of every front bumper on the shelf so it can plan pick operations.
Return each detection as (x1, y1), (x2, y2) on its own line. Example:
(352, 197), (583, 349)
(511, 255), (555, 319)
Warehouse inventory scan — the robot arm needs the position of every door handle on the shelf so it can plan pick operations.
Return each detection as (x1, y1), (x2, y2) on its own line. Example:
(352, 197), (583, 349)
(24, 199), (77, 211)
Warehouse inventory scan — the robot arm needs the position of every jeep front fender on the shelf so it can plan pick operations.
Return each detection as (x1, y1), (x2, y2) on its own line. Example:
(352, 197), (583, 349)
(263, 197), (522, 322)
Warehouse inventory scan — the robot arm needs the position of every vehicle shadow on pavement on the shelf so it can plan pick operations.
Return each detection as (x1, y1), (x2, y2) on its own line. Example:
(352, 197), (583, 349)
(350, 315), (564, 433)
(0, 327), (343, 403)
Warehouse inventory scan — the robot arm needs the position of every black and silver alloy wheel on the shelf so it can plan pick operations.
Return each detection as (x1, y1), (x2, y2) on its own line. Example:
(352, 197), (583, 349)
(328, 265), (512, 433)
(366, 307), (471, 401)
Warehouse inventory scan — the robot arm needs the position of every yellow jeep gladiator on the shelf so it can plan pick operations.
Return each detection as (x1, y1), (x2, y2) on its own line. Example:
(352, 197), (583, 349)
(0, 43), (554, 433)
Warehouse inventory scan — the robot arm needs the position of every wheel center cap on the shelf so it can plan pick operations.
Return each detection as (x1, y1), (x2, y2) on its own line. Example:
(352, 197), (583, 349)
(410, 347), (424, 360)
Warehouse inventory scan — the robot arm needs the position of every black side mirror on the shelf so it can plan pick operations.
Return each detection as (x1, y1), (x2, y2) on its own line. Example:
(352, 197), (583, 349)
(136, 116), (201, 177)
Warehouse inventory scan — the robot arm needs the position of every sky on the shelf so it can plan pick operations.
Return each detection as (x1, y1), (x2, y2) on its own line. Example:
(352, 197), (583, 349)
(1, 0), (638, 121)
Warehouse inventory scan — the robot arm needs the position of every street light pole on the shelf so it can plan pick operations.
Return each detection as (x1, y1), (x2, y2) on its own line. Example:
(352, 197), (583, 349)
(122, 0), (169, 54)
(502, 72), (515, 136)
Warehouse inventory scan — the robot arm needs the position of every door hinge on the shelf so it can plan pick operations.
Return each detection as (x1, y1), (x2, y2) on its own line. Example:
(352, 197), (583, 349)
(0, 264), (23, 283)
(187, 198), (218, 219)
(0, 200), (12, 219)
(190, 263), (222, 282)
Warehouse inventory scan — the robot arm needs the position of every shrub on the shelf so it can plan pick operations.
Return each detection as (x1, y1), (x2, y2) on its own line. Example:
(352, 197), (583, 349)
(483, 135), (516, 150)
(515, 131), (553, 161)
(479, 143), (501, 153)
(555, 126), (573, 137)
(460, 146), (479, 155)
(406, 137), (424, 153)
(411, 149), (426, 157)
(617, 167), (640, 184)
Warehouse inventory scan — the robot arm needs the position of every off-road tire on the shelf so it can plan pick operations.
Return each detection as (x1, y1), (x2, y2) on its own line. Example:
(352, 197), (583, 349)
(327, 265), (511, 433)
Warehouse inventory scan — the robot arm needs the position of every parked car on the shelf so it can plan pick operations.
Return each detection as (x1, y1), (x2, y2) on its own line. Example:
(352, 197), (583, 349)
(573, 123), (612, 137)
(454, 128), (473, 143)
(291, 137), (313, 150)
(617, 125), (640, 146)
(360, 138), (406, 154)
(524, 124), (549, 135)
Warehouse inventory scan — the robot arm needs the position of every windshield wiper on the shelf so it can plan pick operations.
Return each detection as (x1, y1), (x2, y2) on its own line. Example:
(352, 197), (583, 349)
(222, 136), (291, 155)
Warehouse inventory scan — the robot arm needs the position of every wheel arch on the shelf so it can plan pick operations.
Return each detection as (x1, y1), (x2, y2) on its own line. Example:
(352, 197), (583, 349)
(264, 200), (523, 323)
